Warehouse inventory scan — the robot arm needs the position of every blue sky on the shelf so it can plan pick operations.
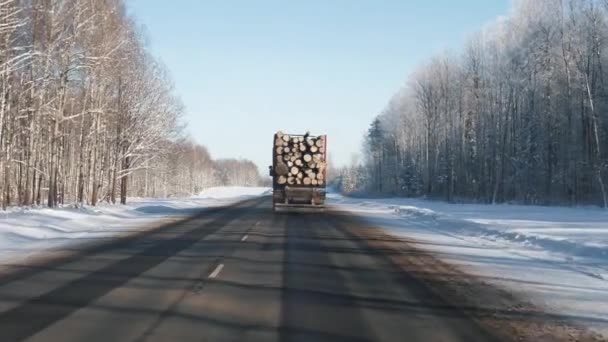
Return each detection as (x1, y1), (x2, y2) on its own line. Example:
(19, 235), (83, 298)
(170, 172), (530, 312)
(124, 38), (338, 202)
(128, 0), (510, 171)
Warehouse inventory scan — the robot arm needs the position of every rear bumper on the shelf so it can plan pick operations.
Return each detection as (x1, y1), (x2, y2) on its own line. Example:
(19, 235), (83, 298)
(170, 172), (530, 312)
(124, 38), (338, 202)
(273, 203), (325, 213)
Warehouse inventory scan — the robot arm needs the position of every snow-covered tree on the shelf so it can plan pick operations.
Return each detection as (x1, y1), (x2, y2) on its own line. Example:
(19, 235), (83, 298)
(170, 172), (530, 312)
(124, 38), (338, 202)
(0, 0), (260, 208)
(362, 0), (608, 207)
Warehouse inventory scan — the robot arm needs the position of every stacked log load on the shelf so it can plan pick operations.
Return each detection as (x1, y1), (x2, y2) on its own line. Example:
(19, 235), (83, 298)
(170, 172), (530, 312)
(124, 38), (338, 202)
(273, 132), (327, 186)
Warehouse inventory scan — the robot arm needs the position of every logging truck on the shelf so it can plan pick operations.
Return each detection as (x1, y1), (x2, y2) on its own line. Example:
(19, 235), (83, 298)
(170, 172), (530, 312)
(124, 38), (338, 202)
(269, 131), (327, 212)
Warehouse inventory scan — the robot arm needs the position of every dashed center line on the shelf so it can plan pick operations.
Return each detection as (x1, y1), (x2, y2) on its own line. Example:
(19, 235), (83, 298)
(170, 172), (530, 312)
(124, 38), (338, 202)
(208, 264), (224, 279)
(241, 234), (249, 241)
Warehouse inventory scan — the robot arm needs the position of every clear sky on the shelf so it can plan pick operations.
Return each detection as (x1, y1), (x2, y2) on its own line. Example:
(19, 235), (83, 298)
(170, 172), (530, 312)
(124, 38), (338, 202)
(128, 0), (510, 171)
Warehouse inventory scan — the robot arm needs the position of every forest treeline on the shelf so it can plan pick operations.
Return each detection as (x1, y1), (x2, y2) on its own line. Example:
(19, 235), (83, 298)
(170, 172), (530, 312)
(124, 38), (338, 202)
(339, 0), (608, 207)
(0, 0), (261, 209)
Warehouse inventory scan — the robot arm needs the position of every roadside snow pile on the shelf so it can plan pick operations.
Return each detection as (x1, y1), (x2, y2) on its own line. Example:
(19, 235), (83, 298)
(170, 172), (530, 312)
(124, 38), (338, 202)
(330, 195), (608, 336)
(391, 205), (438, 219)
(0, 187), (269, 264)
(332, 196), (608, 261)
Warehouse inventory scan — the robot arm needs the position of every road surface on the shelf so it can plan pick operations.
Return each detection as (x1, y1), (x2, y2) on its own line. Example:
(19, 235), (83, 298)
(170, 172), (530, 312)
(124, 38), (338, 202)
(0, 197), (499, 342)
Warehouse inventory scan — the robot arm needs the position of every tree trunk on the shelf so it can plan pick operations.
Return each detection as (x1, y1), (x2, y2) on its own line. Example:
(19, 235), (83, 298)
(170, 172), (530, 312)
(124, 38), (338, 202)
(584, 74), (607, 208)
(120, 156), (130, 205)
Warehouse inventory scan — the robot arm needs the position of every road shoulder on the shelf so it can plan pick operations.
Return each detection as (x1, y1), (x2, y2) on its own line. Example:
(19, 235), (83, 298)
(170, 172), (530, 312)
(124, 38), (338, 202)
(330, 209), (605, 342)
(0, 198), (263, 284)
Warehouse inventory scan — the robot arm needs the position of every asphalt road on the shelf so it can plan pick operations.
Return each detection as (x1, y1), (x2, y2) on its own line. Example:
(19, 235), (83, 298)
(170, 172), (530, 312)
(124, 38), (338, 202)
(0, 197), (499, 342)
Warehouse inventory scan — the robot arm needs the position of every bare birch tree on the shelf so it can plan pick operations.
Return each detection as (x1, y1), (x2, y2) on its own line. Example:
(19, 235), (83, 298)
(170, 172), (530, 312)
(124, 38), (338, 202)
(0, 0), (261, 209)
(358, 0), (608, 207)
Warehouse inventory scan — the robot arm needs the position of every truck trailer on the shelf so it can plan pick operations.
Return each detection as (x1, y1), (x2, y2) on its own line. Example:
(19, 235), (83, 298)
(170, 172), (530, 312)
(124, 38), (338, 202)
(269, 131), (327, 212)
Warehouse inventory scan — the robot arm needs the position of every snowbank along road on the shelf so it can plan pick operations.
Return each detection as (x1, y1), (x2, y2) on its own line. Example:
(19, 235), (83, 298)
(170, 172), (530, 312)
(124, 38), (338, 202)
(0, 196), (603, 341)
(329, 193), (608, 340)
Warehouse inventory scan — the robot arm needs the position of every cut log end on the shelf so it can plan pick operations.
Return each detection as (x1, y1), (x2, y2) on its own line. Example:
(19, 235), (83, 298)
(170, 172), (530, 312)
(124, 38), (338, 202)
(275, 133), (326, 188)
(275, 162), (289, 176)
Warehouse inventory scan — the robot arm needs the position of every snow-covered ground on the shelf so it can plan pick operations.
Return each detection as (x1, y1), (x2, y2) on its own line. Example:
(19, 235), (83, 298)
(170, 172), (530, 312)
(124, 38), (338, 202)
(0, 187), (270, 264)
(329, 193), (608, 337)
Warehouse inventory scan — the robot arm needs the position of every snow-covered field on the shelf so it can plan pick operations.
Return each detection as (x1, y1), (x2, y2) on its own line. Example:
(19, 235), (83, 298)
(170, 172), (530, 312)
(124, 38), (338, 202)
(0, 187), (270, 264)
(329, 194), (608, 337)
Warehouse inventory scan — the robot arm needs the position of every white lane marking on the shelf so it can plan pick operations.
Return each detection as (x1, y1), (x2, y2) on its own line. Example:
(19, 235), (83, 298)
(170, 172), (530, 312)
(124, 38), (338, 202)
(241, 234), (249, 241)
(208, 264), (224, 279)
